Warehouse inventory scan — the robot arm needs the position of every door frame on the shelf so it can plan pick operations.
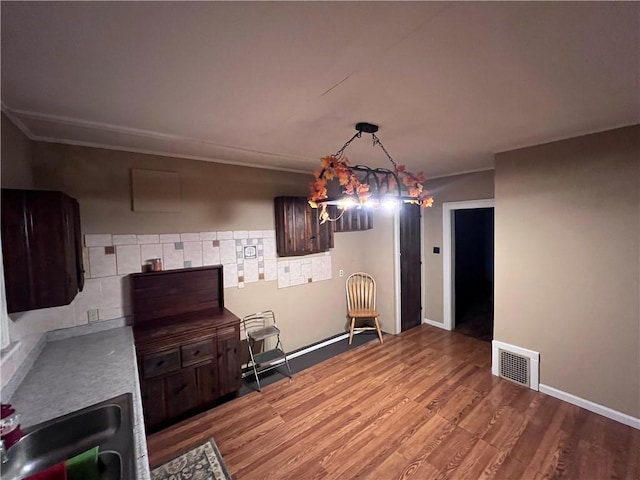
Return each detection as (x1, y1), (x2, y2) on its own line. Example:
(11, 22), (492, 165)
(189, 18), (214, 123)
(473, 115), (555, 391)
(393, 208), (425, 334)
(442, 199), (495, 331)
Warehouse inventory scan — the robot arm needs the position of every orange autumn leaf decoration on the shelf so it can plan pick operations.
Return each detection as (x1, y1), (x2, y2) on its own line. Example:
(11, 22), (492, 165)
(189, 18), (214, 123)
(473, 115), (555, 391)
(309, 155), (433, 223)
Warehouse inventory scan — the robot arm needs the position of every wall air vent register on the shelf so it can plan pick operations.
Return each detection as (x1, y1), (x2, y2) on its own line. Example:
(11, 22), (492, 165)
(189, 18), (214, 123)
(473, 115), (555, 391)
(498, 349), (530, 387)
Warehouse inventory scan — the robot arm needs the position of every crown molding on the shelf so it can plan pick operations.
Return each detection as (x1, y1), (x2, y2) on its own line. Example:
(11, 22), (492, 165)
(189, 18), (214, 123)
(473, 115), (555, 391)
(1, 105), (313, 175)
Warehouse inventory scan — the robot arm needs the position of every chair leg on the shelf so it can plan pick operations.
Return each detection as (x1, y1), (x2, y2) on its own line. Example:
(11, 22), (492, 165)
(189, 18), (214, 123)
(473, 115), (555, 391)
(374, 318), (383, 344)
(247, 339), (262, 392)
(348, 317), (356, 345)
(278, 337), (293, 379)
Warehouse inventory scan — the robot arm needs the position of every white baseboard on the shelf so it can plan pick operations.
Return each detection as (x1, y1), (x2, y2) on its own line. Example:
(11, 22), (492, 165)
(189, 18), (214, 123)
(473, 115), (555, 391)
(422, 318), (450, 330)
(539, 384), (640, 430)
(491, 340), (540, 391)
(285, 331), (362, 361)
(242, 331), (363, 374)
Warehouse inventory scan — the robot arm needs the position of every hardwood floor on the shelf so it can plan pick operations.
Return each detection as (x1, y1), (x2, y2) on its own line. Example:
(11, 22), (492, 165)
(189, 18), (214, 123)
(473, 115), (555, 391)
(147, 325), (640, 479)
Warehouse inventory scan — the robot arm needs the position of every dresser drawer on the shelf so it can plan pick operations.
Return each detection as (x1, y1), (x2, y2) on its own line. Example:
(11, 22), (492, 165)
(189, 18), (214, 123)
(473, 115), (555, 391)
(181, 339), (215, 367)
(142, 349), (180, 378)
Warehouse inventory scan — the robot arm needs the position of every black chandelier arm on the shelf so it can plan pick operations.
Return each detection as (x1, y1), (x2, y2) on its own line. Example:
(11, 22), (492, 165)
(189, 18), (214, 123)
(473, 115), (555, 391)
(352, 166), (402, 197)
(352, 165), (381, 194)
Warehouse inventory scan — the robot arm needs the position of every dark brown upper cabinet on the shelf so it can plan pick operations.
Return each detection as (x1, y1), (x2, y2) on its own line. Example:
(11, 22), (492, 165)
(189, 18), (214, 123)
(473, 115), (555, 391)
(274, 196), (334, 257)
(328, 206), (373, 232)
(1, 189), (84, 313)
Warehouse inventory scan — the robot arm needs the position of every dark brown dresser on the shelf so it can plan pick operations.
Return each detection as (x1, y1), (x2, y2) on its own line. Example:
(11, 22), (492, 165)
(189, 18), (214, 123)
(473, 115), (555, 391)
(131, 265), (242, 433)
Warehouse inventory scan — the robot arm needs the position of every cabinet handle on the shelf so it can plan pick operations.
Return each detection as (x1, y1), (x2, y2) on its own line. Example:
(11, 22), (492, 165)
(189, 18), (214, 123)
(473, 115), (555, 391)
(157, 360), (165, 367)
(193, 350), (200, 356)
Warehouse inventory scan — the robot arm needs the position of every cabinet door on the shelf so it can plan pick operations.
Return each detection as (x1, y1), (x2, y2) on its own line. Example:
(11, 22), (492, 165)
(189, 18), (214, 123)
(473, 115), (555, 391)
(196, 362), (219, 404)
(165, 368), (198, 419)
(274, 196), (333, 257)
(140, 377), (166, 430)
(328, 206), (373, 232)
(217, 325), (242, 396)
(1, 190), (31, 312)
(1, 189), (83, 313)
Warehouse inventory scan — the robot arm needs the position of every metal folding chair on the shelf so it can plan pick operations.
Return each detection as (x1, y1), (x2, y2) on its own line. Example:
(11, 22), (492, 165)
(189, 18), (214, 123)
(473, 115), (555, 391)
(242, 310), (292, 391)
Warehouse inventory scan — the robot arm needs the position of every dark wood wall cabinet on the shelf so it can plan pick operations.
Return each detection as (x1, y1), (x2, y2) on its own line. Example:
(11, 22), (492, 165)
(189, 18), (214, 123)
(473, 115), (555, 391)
(328, 206), (374, 232)
(1, 188), (84, 313)
(132, 265), (242, 433)
(274, 196), (334, 257)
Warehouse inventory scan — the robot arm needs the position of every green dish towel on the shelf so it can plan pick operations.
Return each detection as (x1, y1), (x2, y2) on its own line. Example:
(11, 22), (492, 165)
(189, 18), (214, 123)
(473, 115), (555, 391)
(66, 446), (99, 480)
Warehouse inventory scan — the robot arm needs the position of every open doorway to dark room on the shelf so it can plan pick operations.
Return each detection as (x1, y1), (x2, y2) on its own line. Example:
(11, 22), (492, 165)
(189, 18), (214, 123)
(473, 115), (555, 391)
(454, 208), (494, 341)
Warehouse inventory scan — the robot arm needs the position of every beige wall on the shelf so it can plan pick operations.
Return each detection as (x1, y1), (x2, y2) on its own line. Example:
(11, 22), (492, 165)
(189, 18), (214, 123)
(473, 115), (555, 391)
(494, 125), (640, 418)
(1, 128), (399, 388)
(1, 114), (33, 188)
(423, 170), (495, 324)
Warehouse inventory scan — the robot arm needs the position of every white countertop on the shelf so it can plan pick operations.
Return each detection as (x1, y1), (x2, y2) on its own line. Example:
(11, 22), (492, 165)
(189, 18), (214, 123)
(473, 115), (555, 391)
(9, 327), (151, 480)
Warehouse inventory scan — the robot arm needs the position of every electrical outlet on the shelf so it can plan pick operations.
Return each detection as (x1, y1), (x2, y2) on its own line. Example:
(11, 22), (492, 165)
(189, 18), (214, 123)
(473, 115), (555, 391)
(339, 269), (344, 277)
(87, 309), (99, 322)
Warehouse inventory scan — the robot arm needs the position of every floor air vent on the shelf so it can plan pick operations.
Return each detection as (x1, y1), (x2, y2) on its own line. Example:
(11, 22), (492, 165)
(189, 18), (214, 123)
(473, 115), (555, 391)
(499, 349), (530, 387)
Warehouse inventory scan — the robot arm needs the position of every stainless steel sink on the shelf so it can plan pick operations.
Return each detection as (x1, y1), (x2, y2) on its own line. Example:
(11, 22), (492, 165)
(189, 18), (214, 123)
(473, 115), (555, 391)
(2, 393), (136, 480)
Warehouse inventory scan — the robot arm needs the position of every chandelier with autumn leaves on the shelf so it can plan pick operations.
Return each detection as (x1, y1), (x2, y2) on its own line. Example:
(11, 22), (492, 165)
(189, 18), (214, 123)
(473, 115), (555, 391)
(308, 122), (434, 223)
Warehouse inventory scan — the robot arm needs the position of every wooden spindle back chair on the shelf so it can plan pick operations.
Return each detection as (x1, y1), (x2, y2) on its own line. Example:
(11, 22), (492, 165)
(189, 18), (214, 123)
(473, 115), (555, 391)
(345, 272), (384, 345)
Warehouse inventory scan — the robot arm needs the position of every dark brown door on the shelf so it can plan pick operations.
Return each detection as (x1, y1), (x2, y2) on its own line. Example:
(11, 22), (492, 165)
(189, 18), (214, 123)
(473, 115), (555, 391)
(400, 203), (422, 332)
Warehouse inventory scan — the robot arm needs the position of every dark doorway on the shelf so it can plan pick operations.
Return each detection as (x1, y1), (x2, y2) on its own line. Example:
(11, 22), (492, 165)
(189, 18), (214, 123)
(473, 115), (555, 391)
(400, 203), (422, 332)
(454, 208), (494, 341)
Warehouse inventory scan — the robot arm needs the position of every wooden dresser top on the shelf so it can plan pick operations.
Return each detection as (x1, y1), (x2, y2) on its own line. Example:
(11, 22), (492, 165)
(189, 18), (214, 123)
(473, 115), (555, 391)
(130, 265), (239, 350)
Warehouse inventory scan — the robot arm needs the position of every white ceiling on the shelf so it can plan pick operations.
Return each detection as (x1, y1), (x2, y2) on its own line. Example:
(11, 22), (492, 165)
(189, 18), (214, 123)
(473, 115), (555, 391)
(2, 2), (638, 177)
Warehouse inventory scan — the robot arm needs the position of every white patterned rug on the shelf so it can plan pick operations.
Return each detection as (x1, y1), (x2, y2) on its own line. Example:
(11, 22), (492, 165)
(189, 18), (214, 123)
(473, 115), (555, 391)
(151, 438), (232, 480)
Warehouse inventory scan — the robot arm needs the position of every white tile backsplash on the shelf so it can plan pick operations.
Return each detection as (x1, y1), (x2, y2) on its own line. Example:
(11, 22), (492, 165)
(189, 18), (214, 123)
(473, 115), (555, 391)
(233, 230), (249, 239)
(82, 247), (91, 278)
(249, 230), (263, 238)
(217, 231), (233, 240)
(162, 243), (184, 270)
(98, 306), (131, 321)
(116, 245), (142, 275)
(100, 276), (127, 308)
(262, 238), (277, 260)
(88, 247), (117, 278)
(159, 233), (180, 243)
(202, 242), (221, 266)
(183, 242), (203, 267)
(137, 234), (160, 244)
(112, 234), (138, 245)
(180, 233), (200, 242)
(72, 279), (102, 325)
(84, 234), (113, 247)
(199, 231), (216, 241)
